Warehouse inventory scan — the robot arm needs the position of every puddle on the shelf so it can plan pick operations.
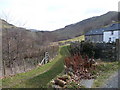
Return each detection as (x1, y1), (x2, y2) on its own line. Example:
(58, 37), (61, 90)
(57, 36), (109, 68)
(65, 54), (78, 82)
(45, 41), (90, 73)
(80, 79), (94, 88)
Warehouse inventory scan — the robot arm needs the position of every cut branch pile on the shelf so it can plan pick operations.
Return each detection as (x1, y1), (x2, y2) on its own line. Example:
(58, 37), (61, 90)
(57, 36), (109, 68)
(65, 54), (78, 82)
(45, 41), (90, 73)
(49, 54), (98, 88)
(49, 75), (81, 88)
(64, 54), (98, 80)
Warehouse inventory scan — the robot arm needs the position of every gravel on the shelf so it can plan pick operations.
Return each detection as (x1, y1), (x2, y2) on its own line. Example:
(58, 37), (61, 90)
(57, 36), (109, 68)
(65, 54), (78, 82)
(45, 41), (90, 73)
(80, 79), (94, 88)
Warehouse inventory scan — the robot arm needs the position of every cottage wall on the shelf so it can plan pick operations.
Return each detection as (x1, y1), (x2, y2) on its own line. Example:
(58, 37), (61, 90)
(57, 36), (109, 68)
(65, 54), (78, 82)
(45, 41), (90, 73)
(103, 30), (119, 43)
(85, 35), (103, 43)
(119, 31), (120, 39)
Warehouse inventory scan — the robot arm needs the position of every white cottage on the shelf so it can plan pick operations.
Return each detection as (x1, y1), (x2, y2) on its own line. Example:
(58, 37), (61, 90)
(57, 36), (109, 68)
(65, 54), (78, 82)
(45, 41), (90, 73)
(103, 23), (120, 43)
(85, 23), (120, 43)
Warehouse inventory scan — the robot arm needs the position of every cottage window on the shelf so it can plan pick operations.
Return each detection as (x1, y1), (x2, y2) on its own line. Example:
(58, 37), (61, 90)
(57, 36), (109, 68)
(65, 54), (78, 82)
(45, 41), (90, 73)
(111, 31), (114, 35)
(108, 37), (111, 42)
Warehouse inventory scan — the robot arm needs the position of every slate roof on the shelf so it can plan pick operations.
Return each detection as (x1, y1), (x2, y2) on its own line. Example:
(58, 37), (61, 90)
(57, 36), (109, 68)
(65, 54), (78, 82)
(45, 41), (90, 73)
(85, 23), (120, 36)
(104, 23), (120, 31)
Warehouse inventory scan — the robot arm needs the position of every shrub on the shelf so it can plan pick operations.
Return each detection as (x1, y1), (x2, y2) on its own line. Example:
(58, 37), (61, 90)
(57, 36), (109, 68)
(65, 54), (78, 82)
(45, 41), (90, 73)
(68, 41), (116, 61)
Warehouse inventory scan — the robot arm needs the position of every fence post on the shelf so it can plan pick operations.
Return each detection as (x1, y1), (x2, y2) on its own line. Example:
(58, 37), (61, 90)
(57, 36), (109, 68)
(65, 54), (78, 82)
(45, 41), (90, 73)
(116, 39), (120, 61)
(23, 58), (26, 72)
(2, 60), (6, 76)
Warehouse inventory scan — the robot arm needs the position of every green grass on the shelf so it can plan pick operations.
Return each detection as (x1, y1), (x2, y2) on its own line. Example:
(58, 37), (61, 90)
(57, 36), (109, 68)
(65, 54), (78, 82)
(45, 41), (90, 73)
(59, 35), (85, 43)
(2, 45), (70, 88)
(92, 61), (118, 88)
(0, 79), (2, 88)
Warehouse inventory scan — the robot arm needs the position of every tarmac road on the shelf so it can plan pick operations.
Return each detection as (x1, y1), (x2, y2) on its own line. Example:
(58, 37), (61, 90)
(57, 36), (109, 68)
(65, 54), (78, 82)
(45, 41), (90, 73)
(102, 71), (119, 88)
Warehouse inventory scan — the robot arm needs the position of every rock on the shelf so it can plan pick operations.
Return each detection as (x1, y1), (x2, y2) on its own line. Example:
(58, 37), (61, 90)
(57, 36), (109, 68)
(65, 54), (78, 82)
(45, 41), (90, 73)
(54, 78), (66, 87)
(68, 72), (74, 76)
(50, 80), (55, 84)
(58, 75), (70, 82)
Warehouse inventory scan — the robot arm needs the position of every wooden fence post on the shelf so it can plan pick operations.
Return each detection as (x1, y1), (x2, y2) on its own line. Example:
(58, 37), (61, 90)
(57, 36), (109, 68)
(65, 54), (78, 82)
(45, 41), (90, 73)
(2, 60), (6, 76)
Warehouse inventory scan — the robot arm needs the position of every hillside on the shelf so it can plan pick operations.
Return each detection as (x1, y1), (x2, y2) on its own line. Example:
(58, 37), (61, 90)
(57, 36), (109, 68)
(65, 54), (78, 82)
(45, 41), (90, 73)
(1, 19), (57, 44)
(52, 11), (119, 41)
(2, 19), (60, 77)
(2, 45), (68, 88)
(1, 11), (119, 42)
(0, 19), (15, 29)
(1, 11), (119, 88)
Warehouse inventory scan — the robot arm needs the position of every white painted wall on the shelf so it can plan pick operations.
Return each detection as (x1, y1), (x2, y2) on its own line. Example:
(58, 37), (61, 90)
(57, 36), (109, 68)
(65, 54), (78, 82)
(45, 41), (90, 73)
(103, 30), (119, 43)
(119, 31), (120, 39)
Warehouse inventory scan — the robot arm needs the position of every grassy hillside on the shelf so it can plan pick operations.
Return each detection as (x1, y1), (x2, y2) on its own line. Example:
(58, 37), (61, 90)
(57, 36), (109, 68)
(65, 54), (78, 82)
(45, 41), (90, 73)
(2, 45), (70, 88)
(59, 35), (85, 43)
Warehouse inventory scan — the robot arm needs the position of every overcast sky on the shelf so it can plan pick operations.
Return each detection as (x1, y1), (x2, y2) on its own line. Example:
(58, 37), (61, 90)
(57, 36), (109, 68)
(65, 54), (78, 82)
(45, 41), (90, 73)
(0, 0), (119, 31)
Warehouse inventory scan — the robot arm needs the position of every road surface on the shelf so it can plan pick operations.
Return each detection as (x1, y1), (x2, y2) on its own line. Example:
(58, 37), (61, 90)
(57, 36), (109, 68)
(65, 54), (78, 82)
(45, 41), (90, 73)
(102, 71), (119, 88)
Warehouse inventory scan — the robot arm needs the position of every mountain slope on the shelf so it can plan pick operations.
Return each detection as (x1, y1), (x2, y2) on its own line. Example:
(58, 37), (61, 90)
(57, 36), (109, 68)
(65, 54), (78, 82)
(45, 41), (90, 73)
(1, 19), (57, 45)
(1, 11), (119, 42)
(52, 11), (119, 41)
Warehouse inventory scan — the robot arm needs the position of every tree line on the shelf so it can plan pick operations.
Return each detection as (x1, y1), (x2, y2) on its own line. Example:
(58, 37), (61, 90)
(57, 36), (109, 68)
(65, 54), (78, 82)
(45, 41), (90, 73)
(2, 27), (59, 76)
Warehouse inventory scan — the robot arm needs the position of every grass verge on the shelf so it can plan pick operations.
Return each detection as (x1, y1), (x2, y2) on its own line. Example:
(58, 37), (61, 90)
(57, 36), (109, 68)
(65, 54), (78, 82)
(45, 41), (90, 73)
(2, 45), (69, 88)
